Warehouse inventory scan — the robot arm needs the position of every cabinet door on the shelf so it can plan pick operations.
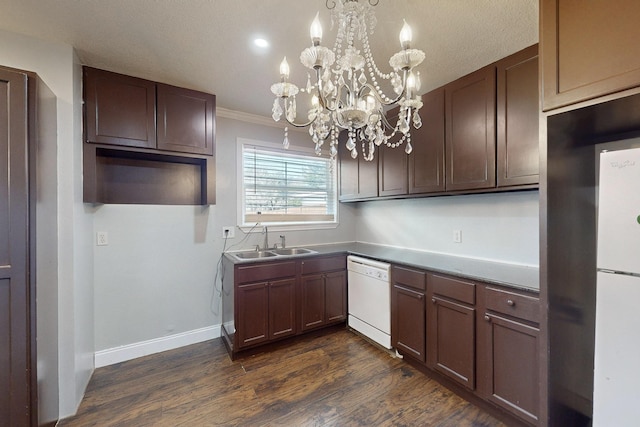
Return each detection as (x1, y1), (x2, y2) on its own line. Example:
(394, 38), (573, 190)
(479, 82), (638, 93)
(496, 45), (539, 187)
(378, 107), (408, 196)
(541, 0), (640, 110)
(482, 313), (540, 425)
(325, 271), (347, 324)
(300, 273), (325, 331)
(392, 285), (426, 363)
(409, 87), (445, 194)
(156, 84), (215, 155)
(83, 67), (156, 149)
(338, 133), (378, 200)
(268, 278), (296, 340)
(236, 281), (269, 348)
(445, 65), (496, 191)
(427, 296), (476, 390)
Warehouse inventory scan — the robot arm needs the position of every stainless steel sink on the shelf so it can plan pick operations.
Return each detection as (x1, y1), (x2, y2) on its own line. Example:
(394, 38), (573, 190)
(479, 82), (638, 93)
(232, 250), (278, 260)
(230, 247), (317, 260)
(271, 248), (316, 256)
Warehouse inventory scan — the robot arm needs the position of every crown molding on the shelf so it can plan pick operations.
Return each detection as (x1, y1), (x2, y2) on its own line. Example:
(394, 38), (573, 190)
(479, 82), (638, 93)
(217, 107), (305, 132)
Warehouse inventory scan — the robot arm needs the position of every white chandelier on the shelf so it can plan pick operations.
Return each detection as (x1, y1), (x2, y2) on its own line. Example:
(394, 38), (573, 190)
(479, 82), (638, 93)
(271, 0), (425, 162)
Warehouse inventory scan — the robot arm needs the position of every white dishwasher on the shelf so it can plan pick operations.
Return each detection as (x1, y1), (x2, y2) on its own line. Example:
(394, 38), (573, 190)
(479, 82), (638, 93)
(347, 255), (392, 349)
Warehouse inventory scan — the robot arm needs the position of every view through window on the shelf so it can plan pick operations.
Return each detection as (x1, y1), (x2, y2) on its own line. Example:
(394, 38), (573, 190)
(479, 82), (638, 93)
(241, 142), (337, 226)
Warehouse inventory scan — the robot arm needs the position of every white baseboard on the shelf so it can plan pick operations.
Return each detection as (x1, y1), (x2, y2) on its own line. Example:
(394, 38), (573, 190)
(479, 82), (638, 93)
(94, 324), (221, 368)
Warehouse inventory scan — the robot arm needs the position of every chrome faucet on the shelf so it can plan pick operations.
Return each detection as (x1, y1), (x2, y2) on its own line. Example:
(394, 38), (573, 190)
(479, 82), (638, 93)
(262, 226), (269, 250)
(279, 235), (286, 249)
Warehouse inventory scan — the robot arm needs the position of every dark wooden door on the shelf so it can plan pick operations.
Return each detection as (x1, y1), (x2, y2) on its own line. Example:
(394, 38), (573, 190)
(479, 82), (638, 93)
(427, 296), (476, 390)
(392, 285), (426, 362)
(445, 65), (496, 191)
(156, 84), (215, 155)
(268, 278), (296, 340)
(541, 0), (640, 110)
(236, 281), (269, 348)
(496, 45), (539, 187)
(300, 274), (325, 331)
(482, 313), (540, 424)
(409, 87), (445, 194)
(0, 67), (32, 426)
(83, 67), (156, 149)
(324, 271), (347, 323)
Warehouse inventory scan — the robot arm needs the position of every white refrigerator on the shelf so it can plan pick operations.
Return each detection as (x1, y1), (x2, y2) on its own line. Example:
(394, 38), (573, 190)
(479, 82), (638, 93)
(593, 147), (640, 426)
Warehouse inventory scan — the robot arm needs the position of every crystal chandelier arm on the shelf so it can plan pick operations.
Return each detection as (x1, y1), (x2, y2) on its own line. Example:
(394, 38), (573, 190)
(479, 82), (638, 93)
(281, 99), (319, 128)
(358, 69), (409, 107)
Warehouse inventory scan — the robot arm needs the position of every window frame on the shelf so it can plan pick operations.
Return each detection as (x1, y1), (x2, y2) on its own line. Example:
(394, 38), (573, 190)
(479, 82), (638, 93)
(236, 137), (339, 232)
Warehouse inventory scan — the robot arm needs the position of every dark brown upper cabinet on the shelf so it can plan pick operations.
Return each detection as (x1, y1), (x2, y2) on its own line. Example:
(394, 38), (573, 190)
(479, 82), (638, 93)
(157, 83), (215, 156)
(409, 87), (446, 194)
(445, 65), (496, 191)
(496, 45), (539, 187)
(541, 0), (640, 111)
(378, 107), (408, 197)
(338, 132), (378, 201)
(84, 67), (156, 149)
(83, 67), (216, 205)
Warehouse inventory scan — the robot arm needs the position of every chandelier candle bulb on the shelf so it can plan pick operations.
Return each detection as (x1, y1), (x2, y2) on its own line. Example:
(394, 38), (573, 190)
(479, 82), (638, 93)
(279, 57), (290, 80)
(310, 12), (323, 45)
(399, 20), (412, 49)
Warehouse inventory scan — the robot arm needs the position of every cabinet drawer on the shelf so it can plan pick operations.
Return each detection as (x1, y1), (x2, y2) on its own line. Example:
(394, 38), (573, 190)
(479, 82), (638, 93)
(301, 255), (346, 275)
(429, 274), (475, 305)
(485, 287), (540, 323)
(392, 266), (426, 291)
(236, 261), (296, 284)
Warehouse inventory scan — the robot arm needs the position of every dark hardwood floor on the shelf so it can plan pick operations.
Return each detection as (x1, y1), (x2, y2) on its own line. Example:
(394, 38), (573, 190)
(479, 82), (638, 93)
(59, 329), (505, 426)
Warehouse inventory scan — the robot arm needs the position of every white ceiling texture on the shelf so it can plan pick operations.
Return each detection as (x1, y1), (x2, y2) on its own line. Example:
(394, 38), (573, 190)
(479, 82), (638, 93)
(0, 0), (538, 118)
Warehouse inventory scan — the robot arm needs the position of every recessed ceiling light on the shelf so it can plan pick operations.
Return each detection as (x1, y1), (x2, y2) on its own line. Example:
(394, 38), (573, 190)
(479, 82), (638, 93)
(254, 38), (269, 48)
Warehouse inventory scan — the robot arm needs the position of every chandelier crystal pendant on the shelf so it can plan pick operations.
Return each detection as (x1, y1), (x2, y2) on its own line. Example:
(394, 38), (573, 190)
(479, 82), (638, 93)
(271, 0), (425, 162)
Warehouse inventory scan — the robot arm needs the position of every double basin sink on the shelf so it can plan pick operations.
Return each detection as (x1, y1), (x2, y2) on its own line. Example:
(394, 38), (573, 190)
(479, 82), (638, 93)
(230, 247), (317, 261)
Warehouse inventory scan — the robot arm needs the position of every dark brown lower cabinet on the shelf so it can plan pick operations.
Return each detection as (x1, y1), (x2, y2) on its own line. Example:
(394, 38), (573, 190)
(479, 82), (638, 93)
(390, 264), (542, 425)
(478, 287), (540, 425)
(325, 271), (347, 324)
(222, 255), (347, 358)
(391, 265), (427, 362)
(427, 274), (477, 390)
(301, 270), (347, 331)
(236, 278), (297, 349)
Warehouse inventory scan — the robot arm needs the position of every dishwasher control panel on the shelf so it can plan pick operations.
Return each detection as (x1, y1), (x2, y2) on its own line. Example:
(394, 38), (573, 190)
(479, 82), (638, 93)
(347, 255), (390, 281)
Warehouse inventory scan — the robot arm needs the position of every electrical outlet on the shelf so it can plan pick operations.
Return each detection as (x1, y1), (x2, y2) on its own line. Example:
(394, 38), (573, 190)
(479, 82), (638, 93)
(96, 231), (108, 246)
(222, 226), (235, 239)
(453, 230), (462, 243)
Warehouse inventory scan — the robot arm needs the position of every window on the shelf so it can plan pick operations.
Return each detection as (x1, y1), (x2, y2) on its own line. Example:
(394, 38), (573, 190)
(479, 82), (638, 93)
(239, 139), (337, 227)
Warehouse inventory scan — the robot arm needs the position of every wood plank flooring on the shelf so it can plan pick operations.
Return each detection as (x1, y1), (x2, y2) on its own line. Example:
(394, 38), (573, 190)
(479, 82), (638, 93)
(59, 329), (506, 426)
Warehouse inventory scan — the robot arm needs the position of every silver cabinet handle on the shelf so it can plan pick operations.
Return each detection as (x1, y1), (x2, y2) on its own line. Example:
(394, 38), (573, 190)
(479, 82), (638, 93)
(431, 298), (436, 304)
(484, 315), (491, 322)
(507, 299), (515, 306)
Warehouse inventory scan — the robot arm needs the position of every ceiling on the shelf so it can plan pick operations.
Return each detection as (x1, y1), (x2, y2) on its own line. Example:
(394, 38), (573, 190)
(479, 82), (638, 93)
(0, 0), (538, 118)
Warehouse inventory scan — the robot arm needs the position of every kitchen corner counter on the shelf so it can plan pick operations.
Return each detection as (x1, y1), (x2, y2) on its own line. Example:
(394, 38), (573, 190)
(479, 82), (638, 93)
(225, 242), (539, 292)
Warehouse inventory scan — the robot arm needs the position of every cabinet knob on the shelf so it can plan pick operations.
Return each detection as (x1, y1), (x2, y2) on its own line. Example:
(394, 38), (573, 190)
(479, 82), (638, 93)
(506, 299), (515, 306)
(431, 298), (436, 304)
(484, 315), (491, 322)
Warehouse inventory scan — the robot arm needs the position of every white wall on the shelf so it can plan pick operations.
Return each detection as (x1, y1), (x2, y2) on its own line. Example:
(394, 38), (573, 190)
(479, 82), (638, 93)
(355, 191), (539, 266)
(93, 115), (357, 352)
(0, 30), (94, 418)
